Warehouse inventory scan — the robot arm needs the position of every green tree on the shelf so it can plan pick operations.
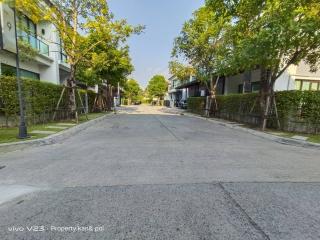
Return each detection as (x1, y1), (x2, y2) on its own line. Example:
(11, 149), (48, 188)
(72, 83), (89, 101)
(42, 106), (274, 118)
(147, 75), (168, 100)
(168, 61), (195, 81)
(174, 0), (320, 129)
(221, 0), (320, 130)
(172, 3), (232, 115)
(124, 79), (142, 104)
(11, 0), (143, 119)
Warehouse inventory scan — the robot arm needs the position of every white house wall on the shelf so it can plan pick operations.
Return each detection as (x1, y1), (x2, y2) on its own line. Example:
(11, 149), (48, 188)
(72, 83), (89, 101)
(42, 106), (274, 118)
(0, 3), (16, 53)
(295, 61), (320, 80)
(224, 63), (320, 94)
(0, 50), (40, 75)
(274, 70), (293, 91)
(0, 2), (70, 85)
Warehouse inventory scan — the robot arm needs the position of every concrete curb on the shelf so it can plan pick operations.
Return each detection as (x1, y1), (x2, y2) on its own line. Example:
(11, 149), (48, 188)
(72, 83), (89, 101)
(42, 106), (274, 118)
(0, 113), (110, 151)
(183, 112), (320, 149)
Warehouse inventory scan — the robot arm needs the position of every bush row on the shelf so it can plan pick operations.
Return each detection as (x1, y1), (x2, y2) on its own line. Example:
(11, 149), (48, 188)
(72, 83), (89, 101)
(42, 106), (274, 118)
(188, 91), (320, 132)
(0, 76), (97, 127)
(187, 97), (206, 115)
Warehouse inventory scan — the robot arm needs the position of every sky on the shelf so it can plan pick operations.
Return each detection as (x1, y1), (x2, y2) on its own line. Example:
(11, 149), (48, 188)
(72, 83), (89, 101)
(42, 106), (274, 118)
(108, 0), (204, 88)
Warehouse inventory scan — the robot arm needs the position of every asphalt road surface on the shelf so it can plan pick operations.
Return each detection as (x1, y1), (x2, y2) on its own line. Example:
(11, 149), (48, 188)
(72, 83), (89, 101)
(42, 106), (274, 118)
(0, 105), (320, 240)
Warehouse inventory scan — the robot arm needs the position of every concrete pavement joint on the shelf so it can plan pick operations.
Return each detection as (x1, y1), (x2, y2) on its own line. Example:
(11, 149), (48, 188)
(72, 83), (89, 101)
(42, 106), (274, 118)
(153, 115), (182, 141)
(218, 183), (271, 240)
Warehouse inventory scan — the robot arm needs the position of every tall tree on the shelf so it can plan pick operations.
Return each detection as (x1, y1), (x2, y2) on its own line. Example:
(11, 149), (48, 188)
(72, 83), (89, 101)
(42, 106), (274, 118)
(224, 0), (320, 130)
(13, 0), (142, 119)
(124, 79), (142, 104)
(172, 4), (232, 115)
(174, 0), (320, 129)
(147, 75), (168, 100)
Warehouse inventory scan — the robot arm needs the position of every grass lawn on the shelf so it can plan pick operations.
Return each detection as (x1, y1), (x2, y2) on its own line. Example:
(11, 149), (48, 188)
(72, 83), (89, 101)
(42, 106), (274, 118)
(266, 129), (320, 144)
(0, 112), (108, 144)
(308, 135), (320, 144)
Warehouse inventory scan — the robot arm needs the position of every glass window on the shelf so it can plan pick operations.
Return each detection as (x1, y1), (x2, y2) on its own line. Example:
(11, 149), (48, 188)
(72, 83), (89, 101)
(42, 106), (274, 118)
(28, 21), (37, 49)
(28, 21), (36, 36)
(295, 80), (302, 90)
(295, 79), (320, 91)
(1, 64), (16, 76)
(311, 82), (318, 91)
(18, 14), (38, 49)
(251, 82), (260, 92)
(302, 81), (311, 91)
(21, 69), (40, 80)
(238, 84), (243, 93)
(1, 64), (39, 80)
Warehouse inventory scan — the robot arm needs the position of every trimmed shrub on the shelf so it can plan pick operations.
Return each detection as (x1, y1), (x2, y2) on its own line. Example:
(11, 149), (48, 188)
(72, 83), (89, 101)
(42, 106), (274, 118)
(187, 97), (206, 115)
(0, 76), (97, 127)
(187, 91), (320, 133)
(215, 93), (261, 125)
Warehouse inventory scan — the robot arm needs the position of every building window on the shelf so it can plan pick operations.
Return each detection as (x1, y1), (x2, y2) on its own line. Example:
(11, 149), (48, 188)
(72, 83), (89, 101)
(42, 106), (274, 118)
(251, 82), (260, 92)
(1, 64), (16, 76)
(18, 14), (37, 48)
(295, 80), (302, 90)
(17, 14), (49, 56)
(238, 82), (260, 93)
(238, 84), (243, 93)
(21, 69), (40, 80)
(59, 38), (68, 63)
(1, 63), (40, 80)
(311, 82), (318, 91)
(295, 79), (320, 91)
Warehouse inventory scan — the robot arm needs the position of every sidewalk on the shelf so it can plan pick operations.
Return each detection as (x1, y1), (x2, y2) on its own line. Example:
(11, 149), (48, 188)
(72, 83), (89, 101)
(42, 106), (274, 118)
(0, 113), (109, 153)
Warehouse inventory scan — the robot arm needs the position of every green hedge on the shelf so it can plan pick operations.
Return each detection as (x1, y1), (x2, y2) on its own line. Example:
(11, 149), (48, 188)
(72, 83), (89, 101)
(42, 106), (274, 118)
(0, 76), (97, 126)
(275, 91), (320, 129)
(188, 91), (320, 132)
(187, 97), (206, 115)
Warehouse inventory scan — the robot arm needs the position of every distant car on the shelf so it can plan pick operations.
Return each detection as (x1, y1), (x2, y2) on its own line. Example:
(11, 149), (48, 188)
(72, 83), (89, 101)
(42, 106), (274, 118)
(133, 101), (142, 105)
(178, 100), (187, 109)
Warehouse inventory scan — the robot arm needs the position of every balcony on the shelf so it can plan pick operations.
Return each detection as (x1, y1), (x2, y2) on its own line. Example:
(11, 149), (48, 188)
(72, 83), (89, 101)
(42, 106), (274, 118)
(19, 32), (49, 56)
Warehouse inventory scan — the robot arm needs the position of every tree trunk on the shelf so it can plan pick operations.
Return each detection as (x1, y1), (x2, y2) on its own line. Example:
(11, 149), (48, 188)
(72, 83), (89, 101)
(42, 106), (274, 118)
(260, 68), (275, 131)
(207, 76), (220, 117)
(104, 85), (113, 111)
(261, 93), (271, 131)
(67, 64), (77, 120)
(205, 76), (213, 117)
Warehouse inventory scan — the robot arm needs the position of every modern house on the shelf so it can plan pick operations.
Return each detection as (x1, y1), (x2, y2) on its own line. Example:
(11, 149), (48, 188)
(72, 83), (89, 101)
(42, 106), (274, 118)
(0, 1), (70, 85)
(224, 62), (320, 94)
(167, 75), (208, 107)
(168, 61), (320, 107)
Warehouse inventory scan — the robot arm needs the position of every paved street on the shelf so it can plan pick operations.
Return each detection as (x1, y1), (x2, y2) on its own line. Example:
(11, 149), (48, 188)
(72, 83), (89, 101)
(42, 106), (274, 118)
(0, 105), (320, 240)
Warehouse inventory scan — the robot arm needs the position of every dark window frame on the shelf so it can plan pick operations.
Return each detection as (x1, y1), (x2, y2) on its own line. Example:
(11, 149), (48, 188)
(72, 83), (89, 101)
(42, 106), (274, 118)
(1, 63), (40, 80)
(251, 81), (261, 92)
(18, 13), (37, 38)
(238, 84), (244, 93)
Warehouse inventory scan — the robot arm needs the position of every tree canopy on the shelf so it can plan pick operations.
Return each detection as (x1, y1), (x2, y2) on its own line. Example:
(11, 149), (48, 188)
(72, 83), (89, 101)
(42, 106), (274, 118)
(124, 79), (142, 102)
(172, 0), (320, 128)
(168, 61), (195, 81)
(8, 0), (143, 115)
(147, 75), (168, 99)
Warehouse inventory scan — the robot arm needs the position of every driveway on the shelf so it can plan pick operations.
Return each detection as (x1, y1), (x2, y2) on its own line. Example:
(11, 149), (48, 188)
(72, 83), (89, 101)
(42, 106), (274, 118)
(0, 105), (319, 239)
